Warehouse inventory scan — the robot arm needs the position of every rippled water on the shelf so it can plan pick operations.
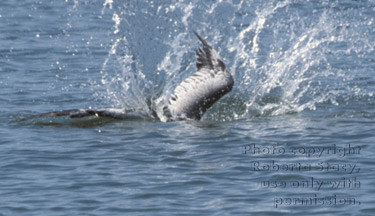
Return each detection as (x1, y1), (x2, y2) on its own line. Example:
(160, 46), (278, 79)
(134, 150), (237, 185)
(1, 0), (374, 215)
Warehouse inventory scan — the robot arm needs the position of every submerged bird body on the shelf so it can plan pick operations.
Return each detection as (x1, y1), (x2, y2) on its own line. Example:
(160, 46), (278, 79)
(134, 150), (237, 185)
(29, 32), (233, 122)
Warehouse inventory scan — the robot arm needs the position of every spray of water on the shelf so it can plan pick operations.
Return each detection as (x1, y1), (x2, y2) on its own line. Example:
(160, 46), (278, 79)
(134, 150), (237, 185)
(95, 0), (375, 121)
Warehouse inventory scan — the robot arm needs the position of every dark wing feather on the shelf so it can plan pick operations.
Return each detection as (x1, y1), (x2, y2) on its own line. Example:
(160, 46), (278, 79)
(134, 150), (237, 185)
(22, 108), (150, 121)
(194, 31), (226, 72)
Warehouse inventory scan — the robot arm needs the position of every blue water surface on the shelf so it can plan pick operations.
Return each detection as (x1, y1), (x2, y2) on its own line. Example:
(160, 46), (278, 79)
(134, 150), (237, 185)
(1, 0), (374, 215)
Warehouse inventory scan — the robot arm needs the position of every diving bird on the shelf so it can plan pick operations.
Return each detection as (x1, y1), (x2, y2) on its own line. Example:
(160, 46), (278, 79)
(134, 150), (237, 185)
(30, 32), (234, 122)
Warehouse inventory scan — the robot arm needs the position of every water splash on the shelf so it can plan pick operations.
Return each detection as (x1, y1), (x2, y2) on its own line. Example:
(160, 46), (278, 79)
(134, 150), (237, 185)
(96, 0), (375, 121)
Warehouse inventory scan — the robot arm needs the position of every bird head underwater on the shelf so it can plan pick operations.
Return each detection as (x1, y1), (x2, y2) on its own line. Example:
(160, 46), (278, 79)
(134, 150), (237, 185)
(28, 32), (234, 122)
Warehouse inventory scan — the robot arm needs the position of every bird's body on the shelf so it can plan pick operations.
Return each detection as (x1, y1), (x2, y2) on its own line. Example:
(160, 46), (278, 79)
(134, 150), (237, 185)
(29, 32), (233, 122)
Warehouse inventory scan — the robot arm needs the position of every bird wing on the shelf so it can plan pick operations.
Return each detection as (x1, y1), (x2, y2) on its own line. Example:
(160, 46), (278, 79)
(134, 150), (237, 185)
(162, 32), (234, 121)
(24, 108), (151, 121)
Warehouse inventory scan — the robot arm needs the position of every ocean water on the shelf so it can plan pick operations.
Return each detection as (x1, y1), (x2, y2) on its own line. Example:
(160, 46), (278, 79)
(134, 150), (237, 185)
(1, 0), (375, 215)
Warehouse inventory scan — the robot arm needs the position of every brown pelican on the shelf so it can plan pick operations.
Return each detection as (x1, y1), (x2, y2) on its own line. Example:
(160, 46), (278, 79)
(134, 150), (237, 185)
(30, 32), (234, 122)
